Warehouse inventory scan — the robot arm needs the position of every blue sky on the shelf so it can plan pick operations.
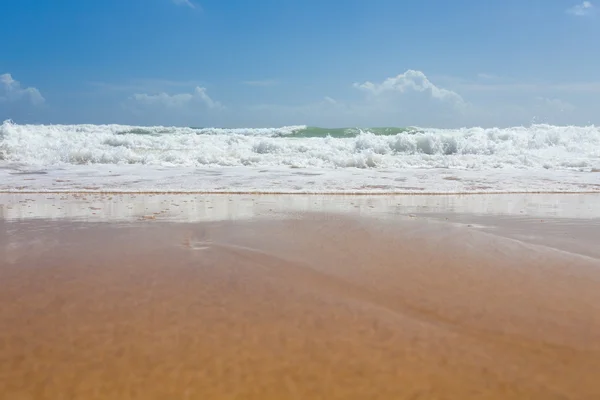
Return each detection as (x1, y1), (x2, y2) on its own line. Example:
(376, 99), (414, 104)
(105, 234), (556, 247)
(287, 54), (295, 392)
(1, 0), (599, 127)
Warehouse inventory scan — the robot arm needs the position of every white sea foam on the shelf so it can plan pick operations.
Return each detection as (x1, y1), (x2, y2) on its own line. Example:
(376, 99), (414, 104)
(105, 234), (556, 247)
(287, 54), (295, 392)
(2, 121), (599, 170)
(1, 121), (600, 193)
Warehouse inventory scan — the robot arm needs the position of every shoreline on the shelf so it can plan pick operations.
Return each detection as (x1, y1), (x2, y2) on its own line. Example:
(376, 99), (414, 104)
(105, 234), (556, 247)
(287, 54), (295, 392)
(3, 163), (600, 194)
(2, 190), (600, 195)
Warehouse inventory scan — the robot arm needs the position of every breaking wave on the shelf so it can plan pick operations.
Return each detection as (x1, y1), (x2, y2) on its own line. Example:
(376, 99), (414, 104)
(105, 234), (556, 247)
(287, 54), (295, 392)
(1, 120), (599, 170)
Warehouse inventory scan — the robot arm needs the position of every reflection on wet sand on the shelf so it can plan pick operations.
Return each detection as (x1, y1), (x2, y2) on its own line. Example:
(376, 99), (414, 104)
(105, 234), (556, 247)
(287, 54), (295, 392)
(2, 192), (600, 221)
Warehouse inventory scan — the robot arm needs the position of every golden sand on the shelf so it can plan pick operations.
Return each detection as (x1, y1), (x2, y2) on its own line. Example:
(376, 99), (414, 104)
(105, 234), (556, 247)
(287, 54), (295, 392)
(1, 208), (600, 399)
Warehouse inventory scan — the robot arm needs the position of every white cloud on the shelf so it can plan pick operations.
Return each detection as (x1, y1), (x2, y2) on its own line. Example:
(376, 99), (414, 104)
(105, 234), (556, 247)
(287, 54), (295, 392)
(0, 73), (45, 106)
(323, 96), (337, 105)
(242, 79), (279, 87)
(353, 70), (465, 106)
(131, 87), (221, 109)
(567, 1), (594, 16)
(171, 0), (197, 9)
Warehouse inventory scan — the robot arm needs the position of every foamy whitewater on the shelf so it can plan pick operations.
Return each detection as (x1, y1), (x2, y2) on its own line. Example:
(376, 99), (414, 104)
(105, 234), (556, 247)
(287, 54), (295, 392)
(1, 121), (599, 193)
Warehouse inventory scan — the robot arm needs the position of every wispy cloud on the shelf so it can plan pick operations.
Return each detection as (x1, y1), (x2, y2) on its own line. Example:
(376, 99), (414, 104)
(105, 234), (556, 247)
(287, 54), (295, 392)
(566, 1), (594, 16)
(0, 73), (44, 105)
(171, 0), (197, 9)
(89, 79), (206, 93)
(453, 81), (600, 93)
(435, 74), (600, 94)
(131, 87), (222, 109)
(242, 79), (279, 87)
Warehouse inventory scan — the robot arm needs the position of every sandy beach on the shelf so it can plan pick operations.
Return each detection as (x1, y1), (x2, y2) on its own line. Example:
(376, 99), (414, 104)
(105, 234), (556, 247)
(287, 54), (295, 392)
(1, 194), (600, 399)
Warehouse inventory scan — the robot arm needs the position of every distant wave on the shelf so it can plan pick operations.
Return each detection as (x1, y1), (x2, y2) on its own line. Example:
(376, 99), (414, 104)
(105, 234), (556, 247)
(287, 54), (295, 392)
(1, 120), (599, 171)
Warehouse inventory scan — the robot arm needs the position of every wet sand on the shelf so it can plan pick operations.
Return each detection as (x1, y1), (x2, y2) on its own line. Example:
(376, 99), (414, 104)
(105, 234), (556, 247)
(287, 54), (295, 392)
(1, 195), (600, 399)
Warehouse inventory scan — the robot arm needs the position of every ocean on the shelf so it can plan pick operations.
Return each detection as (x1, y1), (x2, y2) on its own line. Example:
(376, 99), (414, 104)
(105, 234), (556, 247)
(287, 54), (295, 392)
(1, 120), (599, 193)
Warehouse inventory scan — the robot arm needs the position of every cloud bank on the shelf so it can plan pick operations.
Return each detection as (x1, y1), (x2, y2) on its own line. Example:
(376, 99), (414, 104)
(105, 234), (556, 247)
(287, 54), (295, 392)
(117, 69), (592, 128)
(46, 69), (600, 128)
